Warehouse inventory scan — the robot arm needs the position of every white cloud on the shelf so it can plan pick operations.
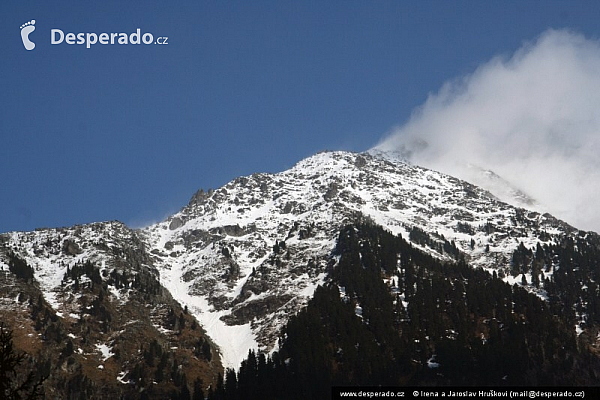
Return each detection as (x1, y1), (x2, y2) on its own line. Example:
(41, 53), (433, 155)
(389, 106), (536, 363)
(375, 29), (600, 232)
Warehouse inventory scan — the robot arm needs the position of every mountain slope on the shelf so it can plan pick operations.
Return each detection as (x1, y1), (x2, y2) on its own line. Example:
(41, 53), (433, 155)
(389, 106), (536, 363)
(0, 221), (222, 398)
(209, 221), (600, 400)
(2, 149), (599, 392)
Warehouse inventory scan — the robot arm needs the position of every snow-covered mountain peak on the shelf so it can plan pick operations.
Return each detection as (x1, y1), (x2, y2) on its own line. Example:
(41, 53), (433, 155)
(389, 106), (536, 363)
(3, 150), (598, 394)
(1, 150), (582, 372)
(137, 150), (576, 369)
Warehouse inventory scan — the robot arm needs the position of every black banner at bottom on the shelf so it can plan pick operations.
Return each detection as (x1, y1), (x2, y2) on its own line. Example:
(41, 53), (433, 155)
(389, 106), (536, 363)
(332, 387), (598, 399)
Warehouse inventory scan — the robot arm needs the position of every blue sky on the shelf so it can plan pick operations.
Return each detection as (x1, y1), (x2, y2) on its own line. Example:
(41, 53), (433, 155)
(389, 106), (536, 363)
(2, 1), (600, 232)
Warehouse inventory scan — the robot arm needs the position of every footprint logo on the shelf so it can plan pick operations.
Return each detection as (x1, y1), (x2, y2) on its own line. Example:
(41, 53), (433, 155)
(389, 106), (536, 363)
(20, 20), (36, 50)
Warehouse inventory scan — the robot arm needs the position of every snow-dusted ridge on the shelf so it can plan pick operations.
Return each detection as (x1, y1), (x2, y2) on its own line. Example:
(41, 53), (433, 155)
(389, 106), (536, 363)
(0, 150), (582, 370)
(1, 221), (153, 314)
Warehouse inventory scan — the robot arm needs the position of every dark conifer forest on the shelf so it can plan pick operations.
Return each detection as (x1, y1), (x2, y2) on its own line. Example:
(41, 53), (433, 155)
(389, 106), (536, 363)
(209, 221), (600, 400)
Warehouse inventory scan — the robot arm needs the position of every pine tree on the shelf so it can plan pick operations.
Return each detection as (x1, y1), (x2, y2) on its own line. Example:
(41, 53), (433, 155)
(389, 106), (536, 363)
(0, 323), (45, 399)
(192, 378), (205, 400)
